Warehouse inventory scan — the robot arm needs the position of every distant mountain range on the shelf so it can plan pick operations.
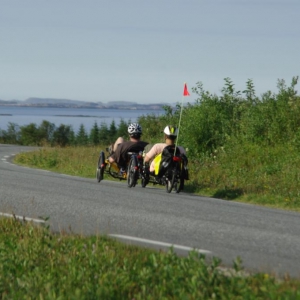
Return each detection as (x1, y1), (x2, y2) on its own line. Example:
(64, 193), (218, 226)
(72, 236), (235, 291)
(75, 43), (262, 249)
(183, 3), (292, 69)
(0, 97), (173, 110)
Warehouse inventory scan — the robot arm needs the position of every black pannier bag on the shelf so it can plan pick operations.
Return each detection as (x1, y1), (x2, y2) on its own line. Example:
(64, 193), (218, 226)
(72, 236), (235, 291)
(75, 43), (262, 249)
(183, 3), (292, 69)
(181, 153), (189, 180)
(157, 145), (181, 177)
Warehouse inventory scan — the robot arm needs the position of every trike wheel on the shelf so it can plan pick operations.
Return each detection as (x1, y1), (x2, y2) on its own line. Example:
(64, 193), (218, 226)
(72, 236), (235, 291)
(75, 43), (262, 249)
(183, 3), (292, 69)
(127, 156), (138, 188)
(166, 171), (176, 193)
(141, 176), (149, 188)
(96, 151), (105, 183)
(175, 177), (184, 193)
(141, 169), (149, 188)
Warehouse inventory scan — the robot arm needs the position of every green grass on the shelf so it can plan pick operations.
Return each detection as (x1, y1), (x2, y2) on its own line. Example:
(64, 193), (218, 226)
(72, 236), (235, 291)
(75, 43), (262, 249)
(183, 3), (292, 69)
(186, 141), (300, 211)
(1, 217), (300, 299)
(14, 146), (99, 178)
(14, 145), (300, 211)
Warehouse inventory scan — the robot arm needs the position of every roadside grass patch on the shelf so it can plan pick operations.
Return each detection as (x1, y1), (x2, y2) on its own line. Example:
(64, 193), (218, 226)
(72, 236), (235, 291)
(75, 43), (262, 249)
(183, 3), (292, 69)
(187, 141), (300, 211)
(1, 217), (300, 299)
(15, 146), (100, 178)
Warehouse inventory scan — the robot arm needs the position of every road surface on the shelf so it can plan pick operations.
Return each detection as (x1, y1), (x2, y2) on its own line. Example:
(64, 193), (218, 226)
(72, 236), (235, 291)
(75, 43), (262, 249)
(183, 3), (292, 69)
(1, 144), (299, 278)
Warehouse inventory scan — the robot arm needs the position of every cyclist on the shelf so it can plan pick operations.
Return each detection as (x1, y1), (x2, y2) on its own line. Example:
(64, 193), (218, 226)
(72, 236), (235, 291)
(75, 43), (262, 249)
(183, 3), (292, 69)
(108, 123), (148, 169)
(143, 125), (186, 174)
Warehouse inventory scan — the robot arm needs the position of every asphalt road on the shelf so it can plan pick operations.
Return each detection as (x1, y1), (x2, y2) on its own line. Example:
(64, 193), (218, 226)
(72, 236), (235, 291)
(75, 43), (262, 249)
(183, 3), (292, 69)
(1, 144), (300, 278)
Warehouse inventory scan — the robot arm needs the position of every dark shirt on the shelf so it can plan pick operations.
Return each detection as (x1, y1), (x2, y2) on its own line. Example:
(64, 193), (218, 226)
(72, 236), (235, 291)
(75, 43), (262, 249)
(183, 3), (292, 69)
(111, 140), (148, 168)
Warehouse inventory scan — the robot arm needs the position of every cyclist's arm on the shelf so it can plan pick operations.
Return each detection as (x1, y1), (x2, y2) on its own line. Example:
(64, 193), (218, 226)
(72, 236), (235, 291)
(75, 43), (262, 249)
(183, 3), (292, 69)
(144, 154), (152, 163)
(144, 144), (159, 163)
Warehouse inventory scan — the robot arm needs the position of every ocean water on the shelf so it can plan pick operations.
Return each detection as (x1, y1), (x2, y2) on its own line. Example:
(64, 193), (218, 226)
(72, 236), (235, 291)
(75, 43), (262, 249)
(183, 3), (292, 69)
(0, 106), (164, 132)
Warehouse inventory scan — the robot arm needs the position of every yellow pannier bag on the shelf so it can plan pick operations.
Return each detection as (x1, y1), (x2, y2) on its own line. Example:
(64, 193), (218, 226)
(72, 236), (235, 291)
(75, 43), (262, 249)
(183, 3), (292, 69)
(153, 153), (162, 176)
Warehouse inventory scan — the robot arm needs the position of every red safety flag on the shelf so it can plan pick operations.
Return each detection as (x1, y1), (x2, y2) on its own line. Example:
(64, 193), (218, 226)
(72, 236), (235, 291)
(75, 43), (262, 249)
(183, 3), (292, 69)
(183, 83), (190, 96)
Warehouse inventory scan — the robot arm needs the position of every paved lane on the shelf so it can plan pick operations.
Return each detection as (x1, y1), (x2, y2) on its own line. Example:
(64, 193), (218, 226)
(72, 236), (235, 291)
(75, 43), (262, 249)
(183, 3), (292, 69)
(1, 144), (300, 278)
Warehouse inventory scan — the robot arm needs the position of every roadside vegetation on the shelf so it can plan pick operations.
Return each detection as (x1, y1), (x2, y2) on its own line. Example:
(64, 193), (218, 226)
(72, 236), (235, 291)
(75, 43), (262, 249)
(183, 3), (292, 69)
(1, 217), (300, 299)
(2, 77), (300, 297)
(11, 76), (300, 211)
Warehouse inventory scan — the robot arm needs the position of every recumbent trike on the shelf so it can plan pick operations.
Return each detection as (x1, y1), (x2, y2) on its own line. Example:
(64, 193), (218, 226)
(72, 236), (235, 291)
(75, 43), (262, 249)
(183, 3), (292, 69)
(96, 145), (188, 193)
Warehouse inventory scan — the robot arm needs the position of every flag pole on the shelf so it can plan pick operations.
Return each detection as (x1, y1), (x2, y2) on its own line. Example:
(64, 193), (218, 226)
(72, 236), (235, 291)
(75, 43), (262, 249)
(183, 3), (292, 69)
(175, 82), (190, 153)
(175, 96), (184, 150)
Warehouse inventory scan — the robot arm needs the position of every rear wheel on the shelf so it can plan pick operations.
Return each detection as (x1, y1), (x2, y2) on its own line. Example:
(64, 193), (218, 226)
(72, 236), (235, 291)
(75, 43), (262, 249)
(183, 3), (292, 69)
(127, 156), (138, 188)
(166, 170), (176, 193)
(175, 177), (184, 193)
(96, 151), (105, 182)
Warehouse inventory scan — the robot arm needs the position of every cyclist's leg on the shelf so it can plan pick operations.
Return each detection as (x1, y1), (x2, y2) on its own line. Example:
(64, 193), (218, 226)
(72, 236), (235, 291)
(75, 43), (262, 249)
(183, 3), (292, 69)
(113, 137), (124, 152)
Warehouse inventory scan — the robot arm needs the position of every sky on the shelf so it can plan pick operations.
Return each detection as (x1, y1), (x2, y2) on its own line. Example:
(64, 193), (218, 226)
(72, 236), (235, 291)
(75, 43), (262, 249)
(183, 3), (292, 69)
(1, 0), (299, 104)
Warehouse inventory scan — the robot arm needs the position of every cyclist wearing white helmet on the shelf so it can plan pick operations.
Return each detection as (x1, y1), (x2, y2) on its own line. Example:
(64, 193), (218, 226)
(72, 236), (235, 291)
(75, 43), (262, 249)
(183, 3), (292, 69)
(108, 123), (148, 168)
(144, 125), (186, 173)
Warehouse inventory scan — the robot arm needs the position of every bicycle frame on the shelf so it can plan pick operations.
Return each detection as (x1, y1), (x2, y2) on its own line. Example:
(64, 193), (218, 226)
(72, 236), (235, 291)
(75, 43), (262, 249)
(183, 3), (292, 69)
(97, 149), (145, 188)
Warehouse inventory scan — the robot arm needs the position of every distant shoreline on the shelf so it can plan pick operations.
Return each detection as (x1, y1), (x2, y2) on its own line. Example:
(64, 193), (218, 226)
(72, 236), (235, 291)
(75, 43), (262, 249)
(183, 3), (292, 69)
(0, 105), (165, 132)
(0, 104), (165, 110)
(54, 115), (109, 118)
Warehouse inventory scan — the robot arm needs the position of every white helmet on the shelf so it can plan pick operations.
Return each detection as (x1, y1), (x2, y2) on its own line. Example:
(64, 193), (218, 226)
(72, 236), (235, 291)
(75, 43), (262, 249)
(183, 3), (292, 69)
(128, 123), (142, 136)
(163, 125), (178, 137)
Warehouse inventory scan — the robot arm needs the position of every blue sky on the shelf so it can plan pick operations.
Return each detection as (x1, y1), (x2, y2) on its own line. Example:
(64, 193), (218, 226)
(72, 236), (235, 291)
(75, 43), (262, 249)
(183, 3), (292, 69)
(1, 0), (299, 103)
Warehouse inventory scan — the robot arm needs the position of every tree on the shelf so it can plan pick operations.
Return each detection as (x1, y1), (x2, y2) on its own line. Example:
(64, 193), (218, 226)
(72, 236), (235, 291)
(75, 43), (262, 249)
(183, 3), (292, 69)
(89, 121), (100, 145)
(20, 123), (39, 145)
(117, 119), (129, 139)
(38, 120), (55, 145)
(108, 120), (117, 143)
(68, 129), (76, 146)
(53, 124), (74, 147)
(99, 122), (109, 145)
(76, 124), (88, 145)
(1, 122), (21, 144)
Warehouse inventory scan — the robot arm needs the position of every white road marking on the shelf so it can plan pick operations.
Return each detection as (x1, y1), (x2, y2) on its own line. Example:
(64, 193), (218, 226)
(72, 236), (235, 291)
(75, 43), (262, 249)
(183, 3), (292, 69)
(0, 212), (46, 224)
(109, 234), (212, 254)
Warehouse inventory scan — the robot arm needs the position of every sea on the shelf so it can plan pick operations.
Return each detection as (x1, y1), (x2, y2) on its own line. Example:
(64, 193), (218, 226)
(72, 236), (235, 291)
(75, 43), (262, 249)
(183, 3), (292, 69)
(0, 106), (164, 133)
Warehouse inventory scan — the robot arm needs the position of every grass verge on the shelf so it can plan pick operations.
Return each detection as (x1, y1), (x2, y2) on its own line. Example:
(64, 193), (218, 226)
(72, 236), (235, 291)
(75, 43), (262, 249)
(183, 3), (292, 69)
(1, 217), (300, 299)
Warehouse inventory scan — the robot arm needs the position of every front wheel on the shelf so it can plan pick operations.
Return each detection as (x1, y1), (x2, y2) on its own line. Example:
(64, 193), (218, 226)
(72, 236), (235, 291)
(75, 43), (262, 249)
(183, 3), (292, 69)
(141, 174), (150, 188)
(96, 151), (105, 183)
(141, 178), (147, 188)
(141, 167), (149, 188)
(127, 156), (138, 188)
